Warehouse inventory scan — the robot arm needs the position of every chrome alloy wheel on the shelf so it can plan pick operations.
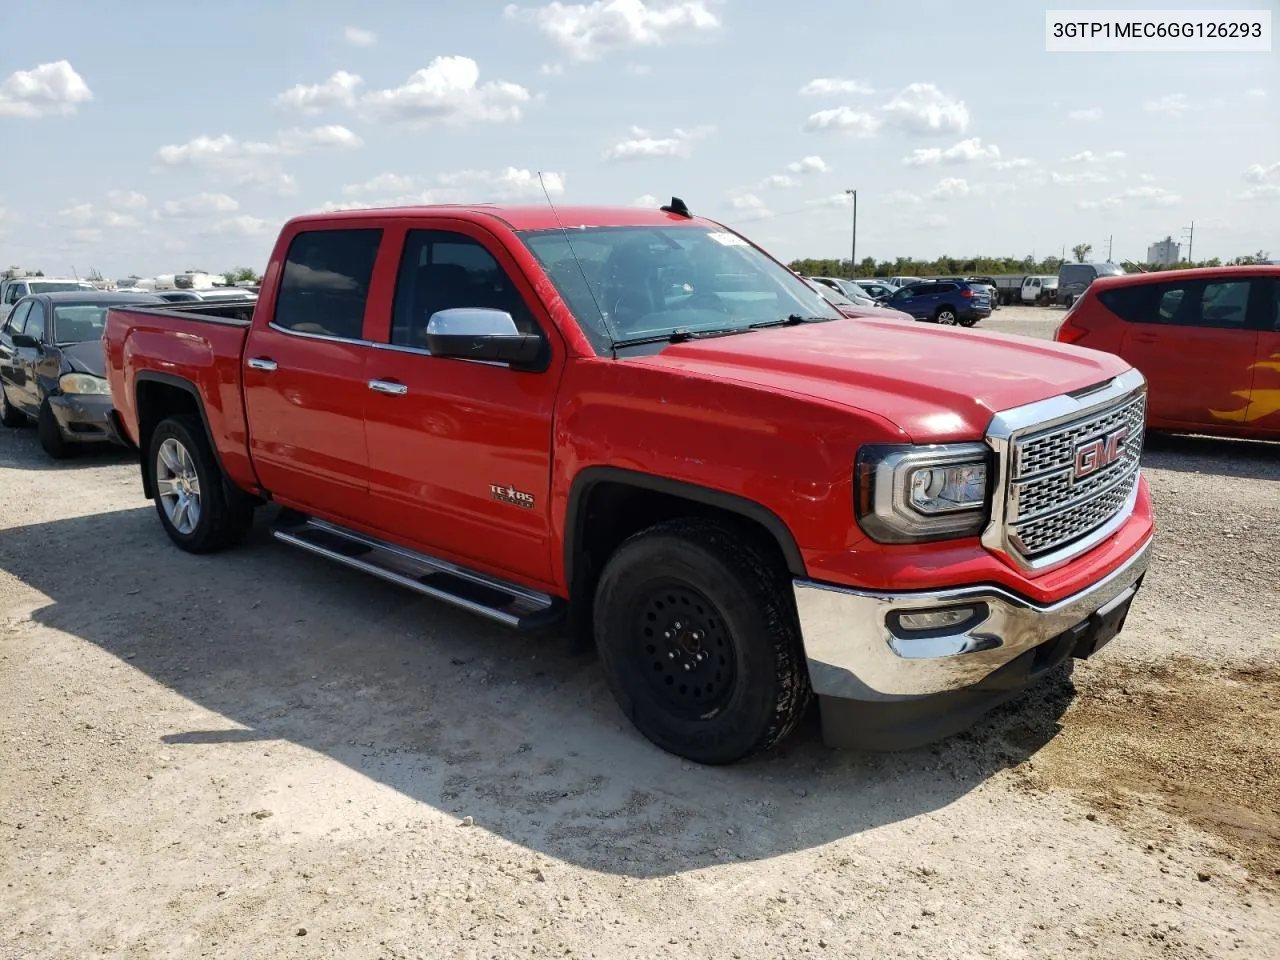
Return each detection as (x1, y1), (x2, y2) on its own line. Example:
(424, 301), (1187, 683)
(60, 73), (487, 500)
(155, 437), (202, 535)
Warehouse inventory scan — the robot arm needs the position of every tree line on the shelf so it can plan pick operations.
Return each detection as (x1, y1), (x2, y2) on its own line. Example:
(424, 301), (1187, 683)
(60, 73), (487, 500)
(786, 249), (1272, 279)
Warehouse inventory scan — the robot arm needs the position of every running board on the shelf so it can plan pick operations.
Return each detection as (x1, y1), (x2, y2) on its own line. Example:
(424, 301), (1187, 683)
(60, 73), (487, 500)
(272, 515), (565, 631)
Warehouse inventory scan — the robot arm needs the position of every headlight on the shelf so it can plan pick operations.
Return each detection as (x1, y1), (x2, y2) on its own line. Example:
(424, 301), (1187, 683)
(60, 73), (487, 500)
(855, 442), (991, 543)
(58, 373), (111, 396)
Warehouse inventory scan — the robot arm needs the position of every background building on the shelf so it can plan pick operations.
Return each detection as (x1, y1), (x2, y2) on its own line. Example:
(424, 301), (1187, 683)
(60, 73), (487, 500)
(1147, 236), (1181, 266)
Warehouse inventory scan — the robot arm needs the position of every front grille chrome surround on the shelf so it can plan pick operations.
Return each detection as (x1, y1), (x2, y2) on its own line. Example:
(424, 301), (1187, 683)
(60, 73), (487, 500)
(981, 368), (1149, 573)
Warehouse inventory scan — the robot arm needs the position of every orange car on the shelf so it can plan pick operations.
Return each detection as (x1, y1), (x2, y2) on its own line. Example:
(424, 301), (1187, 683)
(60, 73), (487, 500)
(1055, 266), (1280, 439)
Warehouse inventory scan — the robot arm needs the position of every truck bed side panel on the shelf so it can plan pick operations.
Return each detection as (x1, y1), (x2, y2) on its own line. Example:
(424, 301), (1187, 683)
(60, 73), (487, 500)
(104, 306), (260, 494)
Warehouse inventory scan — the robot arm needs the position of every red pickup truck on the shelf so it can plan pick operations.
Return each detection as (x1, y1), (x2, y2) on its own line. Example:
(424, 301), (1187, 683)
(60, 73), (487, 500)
(104, 200), (1155, 764)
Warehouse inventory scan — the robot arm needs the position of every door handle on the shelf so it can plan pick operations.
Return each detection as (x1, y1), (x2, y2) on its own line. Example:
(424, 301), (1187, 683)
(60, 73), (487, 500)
(1130, 335), (1158, 344)
(247, 357), (278, 372)
(368, 379), (408, 396)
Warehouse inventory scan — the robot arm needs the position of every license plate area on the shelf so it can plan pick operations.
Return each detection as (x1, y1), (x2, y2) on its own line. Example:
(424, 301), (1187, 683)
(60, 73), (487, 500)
(1071, 584), (1138, 659)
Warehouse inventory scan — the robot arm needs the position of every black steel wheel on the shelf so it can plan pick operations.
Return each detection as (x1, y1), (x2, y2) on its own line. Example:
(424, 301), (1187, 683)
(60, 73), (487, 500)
(593, 518), (812, 765)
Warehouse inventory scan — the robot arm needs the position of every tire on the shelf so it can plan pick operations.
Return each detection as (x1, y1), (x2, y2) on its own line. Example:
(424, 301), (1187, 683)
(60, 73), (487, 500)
(935, 308), (958, 325)
(592, 518), (812, 765)
(148, 414), (254, 553)
(38, 399), (75, 459)
(0, 385), (27, 427)
(958, 316), (978, 328)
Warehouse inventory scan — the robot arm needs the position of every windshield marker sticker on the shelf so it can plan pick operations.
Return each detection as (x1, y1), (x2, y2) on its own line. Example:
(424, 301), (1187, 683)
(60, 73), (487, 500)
(706, 232), (749, 247)
(491, 484), (536, 509)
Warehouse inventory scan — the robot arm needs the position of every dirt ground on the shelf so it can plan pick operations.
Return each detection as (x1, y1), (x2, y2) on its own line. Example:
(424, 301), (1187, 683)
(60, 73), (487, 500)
(3, 305), (1279, 959)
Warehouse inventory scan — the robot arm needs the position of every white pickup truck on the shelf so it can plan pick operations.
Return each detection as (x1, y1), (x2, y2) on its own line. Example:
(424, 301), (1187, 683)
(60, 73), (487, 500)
(0, 277), (97, 323)
(992, 274), (1058, 306)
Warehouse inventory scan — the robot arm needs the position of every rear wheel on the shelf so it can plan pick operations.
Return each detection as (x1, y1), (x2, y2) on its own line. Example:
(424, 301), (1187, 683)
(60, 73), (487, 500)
(958, 316), (978, 327)
(149, 414), (254, 553)
(593, 518), (812, 765)
(0, 385), (27, 427)
(38, 399), (75, 459)
(935, 308), (958, 325)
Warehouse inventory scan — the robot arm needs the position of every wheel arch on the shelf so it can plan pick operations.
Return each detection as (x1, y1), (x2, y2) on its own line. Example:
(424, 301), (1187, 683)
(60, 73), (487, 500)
(134, 372), (231, 500)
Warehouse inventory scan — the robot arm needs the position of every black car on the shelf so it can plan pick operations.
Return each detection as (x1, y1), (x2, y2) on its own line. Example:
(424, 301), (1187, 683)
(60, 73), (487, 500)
(0, 290), (162, 458)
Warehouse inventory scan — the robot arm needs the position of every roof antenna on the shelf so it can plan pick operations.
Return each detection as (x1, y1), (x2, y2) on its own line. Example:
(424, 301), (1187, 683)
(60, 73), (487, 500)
(537, 171), (618, 352)
(660, 196), (692, 218)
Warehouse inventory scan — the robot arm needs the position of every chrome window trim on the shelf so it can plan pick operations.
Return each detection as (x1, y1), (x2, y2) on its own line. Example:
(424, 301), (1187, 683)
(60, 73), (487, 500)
(981, 368), (1147, 574)
(265, 320), (511, 367)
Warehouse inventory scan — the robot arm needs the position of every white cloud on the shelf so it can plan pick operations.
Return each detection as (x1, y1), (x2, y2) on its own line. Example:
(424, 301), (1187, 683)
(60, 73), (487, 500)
(993, 158), (1033, 170)
(1063, 150), (1126, 164)
(1068, 107), (1102, 122)
(205, 215), (273, 236)
(729, 193), (768, 213)
(324, 167), (566, 211)
(1078, 185), (1182, 210)
(0, 60), (93, 118)
(343, 173), (416, 195)
(1240, 183), (1280, 200)
(504, 0), (720, 61)
(106, 190), (148, 210)
(799, 78), (873, 97)
(1144, 93), (1190, 116)
(603, 124), (713, 161)
(359, 57), (531, 125)
(803, 107), (881, 136)
(539, 62), (566, 76)
(1138, 173), (1156, 182)
(1246, 88), (1266, 98)
(154, 193), (241, 219)
(1240, 162), (1280, 200)
(156, 126), (362, 188)
(926, 177), (971, 200)
(344, 26), (377, 46)
(809, 191), (859, 209)
(1051, 170), (1110, 185)
(633, 193), (658, 207)
(1243, 161), (1280, 184)
(437, 167), (566, 198)
(785, 155), (829, 175)
(274, 71), (363, 114)
(57, 201), (139, 230)
(902, 137), (1000, 166)
(758, 174), (798, 189)
(881, 83), (969, 135)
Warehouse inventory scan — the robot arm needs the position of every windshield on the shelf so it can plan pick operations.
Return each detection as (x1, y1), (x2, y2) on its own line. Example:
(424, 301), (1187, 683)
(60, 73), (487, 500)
(1095, 263), (1125, 277)
(808, 280), (853, 306)
(51, 304), (109, 343)
(838, 280), (874, 301)
(32, 282), (95, 295)
(517, 224), (843, 351)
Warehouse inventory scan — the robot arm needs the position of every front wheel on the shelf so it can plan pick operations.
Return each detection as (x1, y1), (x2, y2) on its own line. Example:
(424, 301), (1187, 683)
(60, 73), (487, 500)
(0, 385), (27, 427)
(935, 308), (958, 325)
(38, 399), (75, 459)
(593, 518), (812, 765)
(148, 414), (254, 553)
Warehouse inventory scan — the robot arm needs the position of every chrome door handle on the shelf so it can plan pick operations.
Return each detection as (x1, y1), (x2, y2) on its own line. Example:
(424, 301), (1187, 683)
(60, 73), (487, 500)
(368, 379), (408, 396)
(248, 357), (278, 372)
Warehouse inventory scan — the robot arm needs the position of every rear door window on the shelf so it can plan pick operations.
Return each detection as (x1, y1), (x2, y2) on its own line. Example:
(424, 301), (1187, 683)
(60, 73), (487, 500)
(1136, 279), (1257, 329)
(273, 228), (383, 339)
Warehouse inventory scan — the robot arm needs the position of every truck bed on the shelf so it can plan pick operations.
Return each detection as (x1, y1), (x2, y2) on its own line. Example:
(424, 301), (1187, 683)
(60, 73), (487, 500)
(103, 300), (259, 493)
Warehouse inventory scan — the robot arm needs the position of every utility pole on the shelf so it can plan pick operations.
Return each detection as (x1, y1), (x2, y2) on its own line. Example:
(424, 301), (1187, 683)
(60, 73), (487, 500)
(845, 188), (857, 274)
(1182, 221), (1194, 264)
(1107, 235), (1113, 261)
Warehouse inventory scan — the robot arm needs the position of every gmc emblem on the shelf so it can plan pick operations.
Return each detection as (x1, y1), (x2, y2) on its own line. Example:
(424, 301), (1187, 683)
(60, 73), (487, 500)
(1073, 427), (1129, 481)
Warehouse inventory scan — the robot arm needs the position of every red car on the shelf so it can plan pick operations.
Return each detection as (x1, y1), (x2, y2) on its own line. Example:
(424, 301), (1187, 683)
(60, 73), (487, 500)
(1055, 266), (1280, 439)
(103, 201), (1154, 764)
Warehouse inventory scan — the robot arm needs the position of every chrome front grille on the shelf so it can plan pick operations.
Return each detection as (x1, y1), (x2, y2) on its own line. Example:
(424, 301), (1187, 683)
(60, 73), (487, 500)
(1006, 391), (1146, 560)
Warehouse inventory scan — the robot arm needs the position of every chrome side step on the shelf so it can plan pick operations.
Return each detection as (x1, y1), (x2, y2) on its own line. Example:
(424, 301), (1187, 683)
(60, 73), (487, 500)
(272, 515), (564, 631)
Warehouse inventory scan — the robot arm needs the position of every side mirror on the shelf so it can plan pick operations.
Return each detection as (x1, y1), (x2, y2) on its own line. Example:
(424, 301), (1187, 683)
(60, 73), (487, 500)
(425, 308), (544, 370)
(11, 333), (39, 349)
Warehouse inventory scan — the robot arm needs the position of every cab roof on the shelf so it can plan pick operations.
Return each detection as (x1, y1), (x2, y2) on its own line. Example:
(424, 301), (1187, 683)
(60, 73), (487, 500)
(285, 204), (715, 233)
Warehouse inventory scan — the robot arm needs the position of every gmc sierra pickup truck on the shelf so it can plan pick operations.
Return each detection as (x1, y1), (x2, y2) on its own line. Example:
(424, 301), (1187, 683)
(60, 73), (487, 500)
(103, 200), (1154, 765)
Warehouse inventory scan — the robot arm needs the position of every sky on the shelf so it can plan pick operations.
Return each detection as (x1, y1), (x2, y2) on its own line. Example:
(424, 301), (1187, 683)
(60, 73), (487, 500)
(0, 0), (1277, 279)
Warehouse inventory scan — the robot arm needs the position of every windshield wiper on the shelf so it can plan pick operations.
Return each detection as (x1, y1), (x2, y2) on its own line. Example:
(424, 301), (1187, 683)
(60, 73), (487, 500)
(612, 326), (752, 348)
(749, 314), (835, 329)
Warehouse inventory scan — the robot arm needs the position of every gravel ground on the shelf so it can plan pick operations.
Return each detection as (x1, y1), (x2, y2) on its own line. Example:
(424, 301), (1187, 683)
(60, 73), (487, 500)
(2, 307), (1278, 959)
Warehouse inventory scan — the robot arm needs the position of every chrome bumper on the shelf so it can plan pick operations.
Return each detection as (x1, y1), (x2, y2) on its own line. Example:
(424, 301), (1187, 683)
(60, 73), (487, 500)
(793, 536), (1152, 700)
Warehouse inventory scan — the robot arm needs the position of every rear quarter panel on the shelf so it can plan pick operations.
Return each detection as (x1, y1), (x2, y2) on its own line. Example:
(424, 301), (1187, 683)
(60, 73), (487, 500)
(104, 307), (259, 492)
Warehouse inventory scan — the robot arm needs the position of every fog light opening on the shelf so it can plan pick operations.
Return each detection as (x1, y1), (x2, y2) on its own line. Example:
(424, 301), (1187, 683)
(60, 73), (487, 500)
(889, 602), (989, 639)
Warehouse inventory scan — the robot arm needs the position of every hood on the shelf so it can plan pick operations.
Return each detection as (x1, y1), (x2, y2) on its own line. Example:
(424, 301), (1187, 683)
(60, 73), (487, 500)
(628, 316), (1131, 443)
(59, 340), (106, 377)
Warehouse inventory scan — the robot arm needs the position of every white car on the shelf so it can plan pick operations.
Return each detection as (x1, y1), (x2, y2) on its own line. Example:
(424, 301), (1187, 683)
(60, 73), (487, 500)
(0, 277), (97, 322)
